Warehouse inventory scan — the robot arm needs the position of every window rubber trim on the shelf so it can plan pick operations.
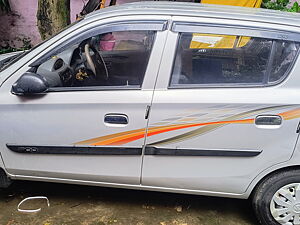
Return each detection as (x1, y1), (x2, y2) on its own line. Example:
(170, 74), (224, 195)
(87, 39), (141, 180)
(172, 22), (300, 42)
(47, 85), (141, 92)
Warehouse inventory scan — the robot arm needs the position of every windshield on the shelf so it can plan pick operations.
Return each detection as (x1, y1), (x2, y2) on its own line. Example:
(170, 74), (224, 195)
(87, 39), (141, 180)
(0, 19), (83, 73)
(0, 51), (27, 72)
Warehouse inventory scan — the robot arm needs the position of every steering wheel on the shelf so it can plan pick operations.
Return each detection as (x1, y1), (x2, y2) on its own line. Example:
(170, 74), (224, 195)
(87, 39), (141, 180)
(84, 43), (109, 80)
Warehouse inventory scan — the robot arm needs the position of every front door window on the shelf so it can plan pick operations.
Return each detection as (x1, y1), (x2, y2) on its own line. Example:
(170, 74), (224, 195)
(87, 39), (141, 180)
(36, 30), (156, 88)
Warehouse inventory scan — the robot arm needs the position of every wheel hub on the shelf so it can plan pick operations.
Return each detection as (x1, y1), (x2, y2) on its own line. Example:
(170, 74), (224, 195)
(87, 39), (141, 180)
(293, 203), (300, 214)
(270, 183), (300, 225)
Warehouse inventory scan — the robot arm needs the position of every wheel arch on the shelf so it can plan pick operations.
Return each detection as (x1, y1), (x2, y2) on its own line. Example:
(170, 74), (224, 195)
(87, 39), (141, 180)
(248, 164), (300, 199)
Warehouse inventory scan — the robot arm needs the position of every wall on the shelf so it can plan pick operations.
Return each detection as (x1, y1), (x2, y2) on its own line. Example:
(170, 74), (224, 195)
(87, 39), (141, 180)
(291, 0), (299, 4)
(0, 0), (136, 48)
(0, 0), (39, 48)
(0, 0), (90, 48)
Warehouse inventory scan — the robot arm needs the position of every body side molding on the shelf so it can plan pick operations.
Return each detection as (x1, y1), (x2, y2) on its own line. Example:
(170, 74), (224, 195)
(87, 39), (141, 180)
(145, 146), (262, 157)
(6, 144), (142, 155)
(6, 144), (262, 157)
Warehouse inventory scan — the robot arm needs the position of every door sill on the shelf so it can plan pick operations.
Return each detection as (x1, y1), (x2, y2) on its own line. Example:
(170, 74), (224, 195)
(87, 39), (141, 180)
(13, 174), (246, 199)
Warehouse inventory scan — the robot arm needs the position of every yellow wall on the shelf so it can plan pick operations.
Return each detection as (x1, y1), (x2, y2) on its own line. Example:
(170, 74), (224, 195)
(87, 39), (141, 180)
(201, 0), (262, 8)
(190, 0), (262, 49)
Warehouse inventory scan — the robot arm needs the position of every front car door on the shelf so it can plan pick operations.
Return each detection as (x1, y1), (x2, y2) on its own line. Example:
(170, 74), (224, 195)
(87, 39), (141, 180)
(141, 18), (300, 196)
(0, 17), (169, 185)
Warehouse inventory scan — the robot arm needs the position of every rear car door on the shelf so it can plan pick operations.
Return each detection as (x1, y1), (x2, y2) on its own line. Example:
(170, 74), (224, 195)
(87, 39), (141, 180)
(0, 19), (168, 185)
(142, 20), (300, 195)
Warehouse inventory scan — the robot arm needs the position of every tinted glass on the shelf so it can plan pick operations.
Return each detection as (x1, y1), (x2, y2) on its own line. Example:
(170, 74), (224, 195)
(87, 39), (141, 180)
(269, 40), (299, 83)
(170, 33), (298, 87)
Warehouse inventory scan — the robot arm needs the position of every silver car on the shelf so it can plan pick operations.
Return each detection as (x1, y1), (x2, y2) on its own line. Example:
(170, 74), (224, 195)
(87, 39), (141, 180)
(1, 2), (300, 225)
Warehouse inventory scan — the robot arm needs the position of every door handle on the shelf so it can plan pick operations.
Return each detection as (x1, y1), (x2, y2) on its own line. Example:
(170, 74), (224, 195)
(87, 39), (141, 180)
(255, 115), (282, 126)
(104, 114), (128, 125)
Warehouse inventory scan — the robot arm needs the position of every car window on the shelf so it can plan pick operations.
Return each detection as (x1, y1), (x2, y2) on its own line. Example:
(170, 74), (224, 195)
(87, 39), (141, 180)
(269, 40), (299, 83)
(36, 30), (156, 89)
(170, 32), (299, 87)
(0, 52), (25, 72)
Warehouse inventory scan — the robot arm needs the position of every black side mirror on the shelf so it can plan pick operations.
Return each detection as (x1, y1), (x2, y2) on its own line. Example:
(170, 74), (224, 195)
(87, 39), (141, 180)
(11, 72), (49, 95)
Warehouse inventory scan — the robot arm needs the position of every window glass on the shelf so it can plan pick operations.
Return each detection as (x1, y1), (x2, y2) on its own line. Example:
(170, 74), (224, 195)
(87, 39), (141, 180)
(170, 32), (298, 87)
(269, 40), (299, 83)
(36, 30), (156, 88)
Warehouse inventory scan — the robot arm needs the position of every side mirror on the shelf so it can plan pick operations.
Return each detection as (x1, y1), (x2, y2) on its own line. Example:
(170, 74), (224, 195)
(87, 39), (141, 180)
(11, 72), (49, 95)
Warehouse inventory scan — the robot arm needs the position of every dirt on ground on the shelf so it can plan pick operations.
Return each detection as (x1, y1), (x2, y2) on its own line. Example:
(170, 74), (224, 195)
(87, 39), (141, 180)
(0, 181), (259, 225)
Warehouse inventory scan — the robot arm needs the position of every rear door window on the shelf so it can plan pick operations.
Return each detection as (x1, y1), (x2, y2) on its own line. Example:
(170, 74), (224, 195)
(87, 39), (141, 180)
(269, 40), (299, 83)
(170, 32), (299, 87)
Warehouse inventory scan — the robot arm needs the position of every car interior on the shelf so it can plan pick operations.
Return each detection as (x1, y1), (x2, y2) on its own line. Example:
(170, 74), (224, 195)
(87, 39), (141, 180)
(171, 34), (299, 86)
(36, 31), (155, 88)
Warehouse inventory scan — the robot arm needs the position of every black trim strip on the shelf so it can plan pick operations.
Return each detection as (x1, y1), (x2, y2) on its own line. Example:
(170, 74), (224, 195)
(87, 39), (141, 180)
(145, 146), (262, 157)
(6, 144), (141, 155)
(7, 145), (262, 157)
(48, 86), (141, 92)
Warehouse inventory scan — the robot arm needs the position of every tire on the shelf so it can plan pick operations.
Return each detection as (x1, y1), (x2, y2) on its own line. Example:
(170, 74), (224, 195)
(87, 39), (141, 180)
(252, 169), (300, 225)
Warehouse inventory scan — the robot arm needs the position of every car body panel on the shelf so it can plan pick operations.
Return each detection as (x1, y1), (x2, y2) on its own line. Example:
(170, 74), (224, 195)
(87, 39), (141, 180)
(1, 2), (300, 199)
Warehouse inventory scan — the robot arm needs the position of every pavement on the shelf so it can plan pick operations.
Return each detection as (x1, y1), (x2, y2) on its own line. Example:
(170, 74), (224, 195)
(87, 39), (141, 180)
(0, 181), (259, 225)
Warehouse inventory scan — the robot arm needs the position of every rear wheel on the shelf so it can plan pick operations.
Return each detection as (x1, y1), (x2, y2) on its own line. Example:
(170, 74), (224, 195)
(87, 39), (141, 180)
(252, 170), (300, 225)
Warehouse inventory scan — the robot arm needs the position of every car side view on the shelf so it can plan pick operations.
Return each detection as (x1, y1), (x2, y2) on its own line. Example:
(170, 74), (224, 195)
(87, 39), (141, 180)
(1, 2), (300, 225)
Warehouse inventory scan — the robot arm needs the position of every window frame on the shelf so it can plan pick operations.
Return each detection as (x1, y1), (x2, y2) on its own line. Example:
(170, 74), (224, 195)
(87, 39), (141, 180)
(168, 23), (300, 89)
(30, 20), (166, 92)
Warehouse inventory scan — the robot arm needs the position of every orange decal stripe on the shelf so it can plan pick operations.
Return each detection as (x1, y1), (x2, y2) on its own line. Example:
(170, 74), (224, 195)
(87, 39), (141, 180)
(76, 107), (300, 147)
(76, 124), (181, 145)
(75, 128), (145, 145)
(146, 118), (254, 137)
(90, 124), (184, 145)
(105, 134), (147, 145)
(280, 109), (300, 120)
(91, 130), (146, 145)
(91, 118), (254, 146)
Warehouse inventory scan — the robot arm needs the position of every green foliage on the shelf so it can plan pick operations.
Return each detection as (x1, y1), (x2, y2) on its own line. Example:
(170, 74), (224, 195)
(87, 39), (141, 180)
(0, 47), (21, 54)
(290, 1), (300, 11)
(0, 37), (32, 54)
(262, 0), (300, 12)
(57, 0), (71, 30)
(0, 0), (11, 12)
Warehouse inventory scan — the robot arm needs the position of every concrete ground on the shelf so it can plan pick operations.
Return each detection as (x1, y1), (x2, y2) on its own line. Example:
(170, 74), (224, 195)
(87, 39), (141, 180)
(0, 181), (259, 225)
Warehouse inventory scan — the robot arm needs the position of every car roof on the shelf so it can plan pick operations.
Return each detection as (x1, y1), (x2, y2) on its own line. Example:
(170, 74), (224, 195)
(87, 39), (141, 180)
(85, 2), (300, 29)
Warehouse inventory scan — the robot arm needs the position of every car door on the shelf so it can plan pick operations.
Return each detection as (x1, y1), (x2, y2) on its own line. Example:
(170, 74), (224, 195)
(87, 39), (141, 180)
(141, 20), (300, 195)
(0, 19), (168, 185)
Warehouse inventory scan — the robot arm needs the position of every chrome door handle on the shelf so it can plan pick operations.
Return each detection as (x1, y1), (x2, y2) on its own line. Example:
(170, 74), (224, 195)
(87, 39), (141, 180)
(255, 115), (282, 126)
(104, 114), (128, 125)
